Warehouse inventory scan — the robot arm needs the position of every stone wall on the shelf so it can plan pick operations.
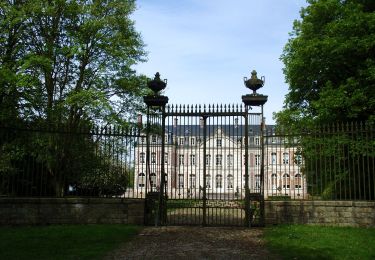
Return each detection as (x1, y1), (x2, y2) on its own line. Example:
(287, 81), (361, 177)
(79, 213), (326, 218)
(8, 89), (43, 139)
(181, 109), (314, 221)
(265, 200), (375, 227)
(1, 198), (374, 227)
(0, 198), (144, 225)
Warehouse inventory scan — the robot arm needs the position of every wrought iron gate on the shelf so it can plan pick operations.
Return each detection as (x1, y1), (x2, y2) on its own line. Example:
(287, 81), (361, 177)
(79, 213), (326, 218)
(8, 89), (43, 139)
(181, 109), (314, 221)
(144, 105), (265, 226)
(143, 71), (267, 227)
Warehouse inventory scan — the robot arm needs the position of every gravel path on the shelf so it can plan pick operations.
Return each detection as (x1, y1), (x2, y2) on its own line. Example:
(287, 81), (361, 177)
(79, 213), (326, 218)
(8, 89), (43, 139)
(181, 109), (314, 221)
(105, 226), (279, 259)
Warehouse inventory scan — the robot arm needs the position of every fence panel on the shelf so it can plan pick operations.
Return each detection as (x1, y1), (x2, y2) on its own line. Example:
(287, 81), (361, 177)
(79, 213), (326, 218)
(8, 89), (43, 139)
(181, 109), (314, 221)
(0, 126), (141, 198)
(264, 122), (374, 201)
(1, 121), (373, 201)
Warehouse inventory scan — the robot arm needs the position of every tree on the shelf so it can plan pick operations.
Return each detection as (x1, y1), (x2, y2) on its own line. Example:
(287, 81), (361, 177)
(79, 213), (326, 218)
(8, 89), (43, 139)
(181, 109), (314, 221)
(275, 1), (375, 200)
(0, 0), (148, 129)
(0, 0), (148, 196)
(275, 0), (375, 129)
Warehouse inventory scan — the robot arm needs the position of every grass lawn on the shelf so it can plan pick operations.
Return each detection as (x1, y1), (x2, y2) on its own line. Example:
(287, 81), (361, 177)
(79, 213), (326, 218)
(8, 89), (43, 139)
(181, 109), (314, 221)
(264, 225), (375, 260)
(0, 224), (140, 260)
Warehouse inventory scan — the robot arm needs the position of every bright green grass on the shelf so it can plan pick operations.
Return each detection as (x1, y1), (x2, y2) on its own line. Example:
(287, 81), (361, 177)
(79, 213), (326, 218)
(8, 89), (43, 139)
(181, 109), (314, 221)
(0, 224), (140, 260)
(265, 225), (375, 260)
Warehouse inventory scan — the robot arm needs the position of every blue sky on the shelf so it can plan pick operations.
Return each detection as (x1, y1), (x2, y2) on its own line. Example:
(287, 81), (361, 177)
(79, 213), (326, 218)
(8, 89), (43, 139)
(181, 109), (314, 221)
(132, 0), (307, 123)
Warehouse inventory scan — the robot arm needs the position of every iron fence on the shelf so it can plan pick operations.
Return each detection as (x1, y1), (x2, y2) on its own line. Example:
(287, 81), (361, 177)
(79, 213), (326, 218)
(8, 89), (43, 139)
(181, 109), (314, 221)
(1, 121), (374, 201)
(0, 126), (141, 198)
(264, 122), (374, 201)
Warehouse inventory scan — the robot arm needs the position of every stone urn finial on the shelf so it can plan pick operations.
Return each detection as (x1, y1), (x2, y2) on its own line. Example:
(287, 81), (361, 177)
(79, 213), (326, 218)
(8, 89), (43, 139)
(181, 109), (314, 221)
(244, 70), (265, 94)
(147, 72), (167, 95)
(242, 69), (268, 106)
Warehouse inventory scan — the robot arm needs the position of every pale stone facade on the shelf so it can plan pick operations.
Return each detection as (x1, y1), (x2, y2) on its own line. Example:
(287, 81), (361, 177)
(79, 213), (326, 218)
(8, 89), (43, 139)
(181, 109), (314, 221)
(134, 126), (307, 199)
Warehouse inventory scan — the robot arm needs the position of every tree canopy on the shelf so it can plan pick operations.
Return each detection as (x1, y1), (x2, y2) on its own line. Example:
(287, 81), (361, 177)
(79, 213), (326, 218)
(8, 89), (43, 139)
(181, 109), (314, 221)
(275, 0), (375, 128)
(0, 0), (148, 129)
(0, 0), (148, 197)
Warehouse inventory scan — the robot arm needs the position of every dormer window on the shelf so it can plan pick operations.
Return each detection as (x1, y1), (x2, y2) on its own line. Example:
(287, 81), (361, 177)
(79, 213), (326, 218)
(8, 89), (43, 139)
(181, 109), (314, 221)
(217, 139), (222, 147)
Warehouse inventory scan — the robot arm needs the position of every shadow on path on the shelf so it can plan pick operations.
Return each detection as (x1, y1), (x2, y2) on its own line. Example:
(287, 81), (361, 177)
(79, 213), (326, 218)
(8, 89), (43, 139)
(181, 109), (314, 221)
(105, 226), (279, 259)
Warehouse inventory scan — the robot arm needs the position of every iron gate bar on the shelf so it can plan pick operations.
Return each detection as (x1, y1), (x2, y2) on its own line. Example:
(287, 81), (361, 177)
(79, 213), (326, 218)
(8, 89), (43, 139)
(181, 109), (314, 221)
(244, 108), (251, 227)
(159, 105), (167, 225)
(202, 116), (207, 226)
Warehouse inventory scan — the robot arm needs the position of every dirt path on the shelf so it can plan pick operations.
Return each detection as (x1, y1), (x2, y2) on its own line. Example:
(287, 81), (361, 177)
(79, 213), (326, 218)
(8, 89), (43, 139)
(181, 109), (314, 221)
(105, 226), (279, 259)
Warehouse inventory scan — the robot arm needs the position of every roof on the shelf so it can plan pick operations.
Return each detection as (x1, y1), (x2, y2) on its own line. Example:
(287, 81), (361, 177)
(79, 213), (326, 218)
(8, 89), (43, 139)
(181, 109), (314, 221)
(164, 125), (274, 137)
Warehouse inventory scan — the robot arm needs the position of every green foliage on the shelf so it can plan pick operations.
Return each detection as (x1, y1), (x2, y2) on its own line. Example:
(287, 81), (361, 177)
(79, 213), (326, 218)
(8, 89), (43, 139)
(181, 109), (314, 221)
(295, 122), (374, 200)
(0, 0), (147, 128)
(0, 1), (147, 196)
(275, 1), (375, 200)
(0, 225), (140, 260)
(265, 225), (375, 259)
(276, 0), (375, 128)
(0, 127), (135, 197)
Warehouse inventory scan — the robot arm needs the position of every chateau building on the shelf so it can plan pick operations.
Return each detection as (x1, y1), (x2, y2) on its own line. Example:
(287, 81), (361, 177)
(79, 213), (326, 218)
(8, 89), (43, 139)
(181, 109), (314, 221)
(134, 124), (306, 199)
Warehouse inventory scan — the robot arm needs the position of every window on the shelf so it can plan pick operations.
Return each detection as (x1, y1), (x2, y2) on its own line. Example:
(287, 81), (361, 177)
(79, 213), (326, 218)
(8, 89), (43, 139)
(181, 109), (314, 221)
(255, 154), (261, 166)
(138, 173), (145, 187)
(255, 174), (261, 189)
(151, 152), (156, 164)
(227, 154), (233, 167)
(206, 174), (211, 188)
(190, 154), (196, 166)
(179, 137), (184, 145)
(216, 174), (223, 188)
(294, 154), (303, 165)
(217, 139), (222, 147)
(283, 174), (290, 189)
(216, 154), (222, 166)
(190, 174), (196, 188)
(295, 174), (302, 189)
(255, 137), (260, 146)
(150, 173), (157, 188)
(164, 153), (168, 164)
(178, 174), (184, 188)
(140, 136), (145, 144)
(271, 173), (277, 189)
(139, 152), (145, 164)
(206, 154), (211, 166)
(271, 152), (277, 165)
(283, 153), (289, 164)
(191, 138), (195, 146)
(165, 134), (169, 143)
(152, 135), (157, 143)
(227, 174), (234, 189)
(179, 154), (184, 165)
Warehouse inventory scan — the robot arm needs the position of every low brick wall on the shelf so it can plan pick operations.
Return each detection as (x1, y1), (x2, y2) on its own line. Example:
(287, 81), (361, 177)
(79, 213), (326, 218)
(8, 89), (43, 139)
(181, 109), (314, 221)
(0, 198), (144, 225)
(265, 200), (375, 227)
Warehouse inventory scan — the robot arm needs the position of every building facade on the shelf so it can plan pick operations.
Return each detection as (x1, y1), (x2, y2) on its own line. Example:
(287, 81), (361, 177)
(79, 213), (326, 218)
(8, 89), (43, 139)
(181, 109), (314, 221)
(134, 124), (307, 200)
